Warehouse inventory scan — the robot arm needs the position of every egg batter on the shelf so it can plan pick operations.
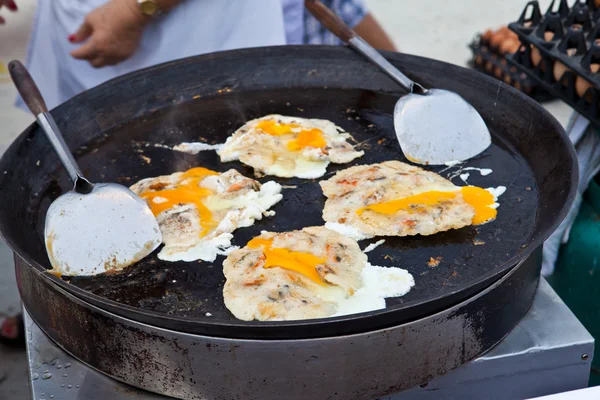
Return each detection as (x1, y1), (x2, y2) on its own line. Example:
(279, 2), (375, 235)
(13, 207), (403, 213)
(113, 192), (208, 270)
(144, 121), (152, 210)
(320, 161), (504, 240)
(130, 167), (282, 262)
(218, 115), (364, 178)
(222, 226), (414, 321)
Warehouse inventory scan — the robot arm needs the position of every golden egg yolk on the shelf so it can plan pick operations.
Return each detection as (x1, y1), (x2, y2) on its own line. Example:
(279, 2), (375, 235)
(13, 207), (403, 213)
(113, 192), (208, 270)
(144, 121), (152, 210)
(141, 167), (218, 236)
(357, 191), (457, 215)
(256, 120), (300, 136)
(256, 120), (327, 151)
(247, 237), (326, 285)
(287, 128), (327, 151)
(357, 186), (497, 225)
(460, 186), (497, 225)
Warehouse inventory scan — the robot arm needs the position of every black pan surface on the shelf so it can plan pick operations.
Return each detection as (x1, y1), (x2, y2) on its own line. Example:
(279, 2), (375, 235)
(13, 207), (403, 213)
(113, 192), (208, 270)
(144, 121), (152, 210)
(0, 46), (577, 339)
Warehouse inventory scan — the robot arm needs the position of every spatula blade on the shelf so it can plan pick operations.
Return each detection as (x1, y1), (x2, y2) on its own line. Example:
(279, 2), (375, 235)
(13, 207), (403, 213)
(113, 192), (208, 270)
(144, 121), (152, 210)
(394, 89), (491, 165)
(44, 184), (162, 276)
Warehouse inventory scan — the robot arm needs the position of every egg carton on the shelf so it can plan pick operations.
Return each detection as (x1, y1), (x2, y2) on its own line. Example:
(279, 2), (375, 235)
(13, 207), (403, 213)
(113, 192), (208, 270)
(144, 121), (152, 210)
(468, 35), (554, 102)
(508, 0), (600, 124)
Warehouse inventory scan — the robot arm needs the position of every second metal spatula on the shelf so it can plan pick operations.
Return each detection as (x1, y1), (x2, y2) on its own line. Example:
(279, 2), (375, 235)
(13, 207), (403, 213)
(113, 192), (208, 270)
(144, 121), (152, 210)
(9, 60), (162, 277)
(305, 0), (492, 165)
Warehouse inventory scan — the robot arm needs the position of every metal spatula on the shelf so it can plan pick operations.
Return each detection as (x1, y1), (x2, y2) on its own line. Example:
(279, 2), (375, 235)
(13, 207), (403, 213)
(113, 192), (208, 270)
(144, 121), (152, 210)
(304, 0), (492, 165)
(9, 61), (162, 277)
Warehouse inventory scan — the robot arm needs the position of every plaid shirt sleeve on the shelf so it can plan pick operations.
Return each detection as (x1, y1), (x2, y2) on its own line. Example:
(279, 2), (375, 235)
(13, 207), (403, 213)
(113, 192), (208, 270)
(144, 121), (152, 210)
(303, 0), (368, 45)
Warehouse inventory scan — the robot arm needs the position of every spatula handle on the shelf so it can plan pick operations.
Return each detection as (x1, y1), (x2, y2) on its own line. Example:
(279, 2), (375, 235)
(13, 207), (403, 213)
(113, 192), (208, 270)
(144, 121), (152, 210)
(8, 60), (48, 115)
(8, 60), (92, 192)
(304, 0), (355, 42)
(304, 0), (422, 93)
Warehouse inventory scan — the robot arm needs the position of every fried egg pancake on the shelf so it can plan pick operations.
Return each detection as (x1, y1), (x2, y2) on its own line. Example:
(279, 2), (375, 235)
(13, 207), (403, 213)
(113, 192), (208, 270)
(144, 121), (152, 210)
(320, 161), (501, 240)
(130, 167), (282, 262)
(223, 227), (414, 321)
(218, 114), (364, 178)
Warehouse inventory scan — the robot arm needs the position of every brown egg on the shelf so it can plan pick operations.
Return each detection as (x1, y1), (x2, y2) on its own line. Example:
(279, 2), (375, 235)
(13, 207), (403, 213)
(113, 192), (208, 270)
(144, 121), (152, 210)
(481, 29), (493, 44)
(553, 61), (571, 83)
(490, 32), (506, 49)
(554, 48), (578, 84)
(576, 64), (600, 99)
(498, 26), (511, 36)
(494, 65), (504, 78)
(501, 39), (521, 55)
(504, 74), (512, 85)
(514, 81), (522, 91)
(544, 31), (555, 42)
(575, 76), (591, 99)
(485, 61), (494, 73)
(475, 55), (484, 66)
(531, 45), (542, 67)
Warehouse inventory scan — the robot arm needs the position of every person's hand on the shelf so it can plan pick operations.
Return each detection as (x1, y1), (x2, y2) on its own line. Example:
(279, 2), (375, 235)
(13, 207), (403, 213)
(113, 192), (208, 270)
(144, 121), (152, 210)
(0, 1), (18, 24)
(69, 0), (149, 68)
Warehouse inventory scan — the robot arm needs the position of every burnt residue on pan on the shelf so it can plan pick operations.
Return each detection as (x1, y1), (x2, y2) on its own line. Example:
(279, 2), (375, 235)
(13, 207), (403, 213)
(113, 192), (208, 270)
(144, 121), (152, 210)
(34, 88), (538, 323)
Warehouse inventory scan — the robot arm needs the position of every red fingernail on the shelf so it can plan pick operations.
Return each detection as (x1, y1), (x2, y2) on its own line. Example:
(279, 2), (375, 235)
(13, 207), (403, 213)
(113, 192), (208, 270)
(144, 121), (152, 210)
(68, 34), (76, 42)
(8, 2), (17, 11)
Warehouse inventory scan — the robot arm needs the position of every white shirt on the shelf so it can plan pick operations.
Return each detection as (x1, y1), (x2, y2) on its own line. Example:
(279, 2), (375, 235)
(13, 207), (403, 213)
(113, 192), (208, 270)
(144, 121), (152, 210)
(21, 0), (305, 110)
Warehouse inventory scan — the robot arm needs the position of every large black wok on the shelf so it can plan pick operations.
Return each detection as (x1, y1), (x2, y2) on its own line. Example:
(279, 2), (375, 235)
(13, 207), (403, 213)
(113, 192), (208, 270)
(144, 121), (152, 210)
(0, 46), (577, 339)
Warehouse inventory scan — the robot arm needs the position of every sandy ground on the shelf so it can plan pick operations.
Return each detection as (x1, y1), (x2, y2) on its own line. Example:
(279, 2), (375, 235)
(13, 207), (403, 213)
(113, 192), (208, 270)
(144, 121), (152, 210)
(0, 0), (573, 398)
